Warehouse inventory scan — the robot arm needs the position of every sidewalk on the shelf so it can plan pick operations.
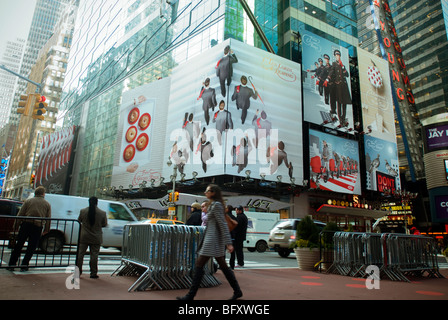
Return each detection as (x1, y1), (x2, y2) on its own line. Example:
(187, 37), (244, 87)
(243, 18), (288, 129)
(1, 267), (447, 301)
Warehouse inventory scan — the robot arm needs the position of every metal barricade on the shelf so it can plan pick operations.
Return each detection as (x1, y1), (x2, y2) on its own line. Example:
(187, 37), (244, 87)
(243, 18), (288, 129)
(113, 223), (221, 291)
(326, 231), (444, 282)
(0, 215), (80, 270)
(380, 233), (443, 282)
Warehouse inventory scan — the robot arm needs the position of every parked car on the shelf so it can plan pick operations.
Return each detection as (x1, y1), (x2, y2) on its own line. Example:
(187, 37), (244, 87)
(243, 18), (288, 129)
(0, 199), (23, 246)
(268, 218), (326, 257)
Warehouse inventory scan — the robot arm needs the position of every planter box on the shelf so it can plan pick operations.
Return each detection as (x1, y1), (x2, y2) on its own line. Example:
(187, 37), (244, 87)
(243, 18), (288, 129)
(294, 247), (320, 271)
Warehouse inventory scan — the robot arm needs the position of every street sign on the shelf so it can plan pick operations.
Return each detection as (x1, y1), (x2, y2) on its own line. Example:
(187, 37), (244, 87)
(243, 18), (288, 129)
(168, 206), (176, 216)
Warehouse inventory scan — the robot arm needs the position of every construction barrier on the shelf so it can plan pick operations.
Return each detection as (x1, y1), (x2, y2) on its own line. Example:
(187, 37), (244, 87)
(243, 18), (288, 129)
(326, 232), (444, 282)
(113, 223), (221, 291)
(0, 215), (80, 269)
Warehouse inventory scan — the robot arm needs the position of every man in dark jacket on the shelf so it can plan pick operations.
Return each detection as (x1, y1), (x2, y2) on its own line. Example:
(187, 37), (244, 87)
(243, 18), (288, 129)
(8, 186), (51, 271)
(229, 206), (248, 269)
(186, 202), (202, 226)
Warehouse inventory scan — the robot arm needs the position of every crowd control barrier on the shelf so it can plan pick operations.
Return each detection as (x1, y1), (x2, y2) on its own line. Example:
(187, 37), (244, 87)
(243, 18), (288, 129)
(113, 223), (221, 291)
(0, 215), (80, 269)
(326, 232), (444, 282)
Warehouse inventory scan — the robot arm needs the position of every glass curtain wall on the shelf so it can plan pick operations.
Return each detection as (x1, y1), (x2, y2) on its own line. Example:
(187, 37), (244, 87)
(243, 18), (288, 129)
(65, 0), (282, 197)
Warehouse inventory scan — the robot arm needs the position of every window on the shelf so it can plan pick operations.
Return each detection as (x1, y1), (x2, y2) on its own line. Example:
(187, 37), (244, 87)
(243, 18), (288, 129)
(108, 203), (134, 221)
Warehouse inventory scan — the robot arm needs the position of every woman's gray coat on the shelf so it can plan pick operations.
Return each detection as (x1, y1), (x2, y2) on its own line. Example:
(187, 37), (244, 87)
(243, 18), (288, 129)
(198, 201), (232, 257)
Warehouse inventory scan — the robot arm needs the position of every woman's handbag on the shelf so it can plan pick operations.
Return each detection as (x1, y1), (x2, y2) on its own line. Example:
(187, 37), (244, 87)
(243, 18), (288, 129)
(225, 214), (238, 232)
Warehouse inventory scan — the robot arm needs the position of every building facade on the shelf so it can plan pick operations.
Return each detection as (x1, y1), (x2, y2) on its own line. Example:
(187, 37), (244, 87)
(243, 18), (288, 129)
(3, 0), (78, 199)
(8, 0), (69, 128)
(29, 0), (442, 232)
(0, 38), (26, 128)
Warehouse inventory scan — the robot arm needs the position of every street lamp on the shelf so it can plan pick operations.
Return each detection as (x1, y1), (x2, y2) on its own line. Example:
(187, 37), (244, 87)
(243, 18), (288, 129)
(167, 158), (178, 219)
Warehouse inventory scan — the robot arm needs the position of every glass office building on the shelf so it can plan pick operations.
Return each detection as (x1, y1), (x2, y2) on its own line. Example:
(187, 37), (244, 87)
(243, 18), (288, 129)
(61, 0), (362, 197)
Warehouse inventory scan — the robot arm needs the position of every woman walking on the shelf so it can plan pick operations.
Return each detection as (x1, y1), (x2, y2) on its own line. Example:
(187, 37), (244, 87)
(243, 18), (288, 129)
(177, 184), (243, 300)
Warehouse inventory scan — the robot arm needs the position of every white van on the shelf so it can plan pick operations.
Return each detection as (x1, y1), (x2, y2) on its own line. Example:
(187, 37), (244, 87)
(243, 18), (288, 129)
(243, 212), (280, 253)
(39, 194), (143, 253)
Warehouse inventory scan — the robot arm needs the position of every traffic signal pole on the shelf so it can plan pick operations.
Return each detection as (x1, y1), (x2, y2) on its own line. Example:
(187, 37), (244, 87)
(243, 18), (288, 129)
(0, 64), (42, 93)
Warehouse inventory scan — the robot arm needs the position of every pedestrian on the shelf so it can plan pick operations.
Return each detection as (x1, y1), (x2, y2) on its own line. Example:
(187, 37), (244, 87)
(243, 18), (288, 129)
(230, 206), (248, 269)
(186, 202), (202, 226)
(76, 196), (107, 279)
(177, 184), (242, 300)
(201, 201), (209, 226)
(8, 186), (51, 271)
(225, 205), (238, 240)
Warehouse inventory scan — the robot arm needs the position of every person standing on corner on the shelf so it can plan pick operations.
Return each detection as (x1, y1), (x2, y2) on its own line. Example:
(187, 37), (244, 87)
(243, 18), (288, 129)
(77, 196), (107, 279)
(186, 202), (202, 226)
(8, 186), (51, 271)
(230, 206), (248, 269)
(177, 184), (243, 300)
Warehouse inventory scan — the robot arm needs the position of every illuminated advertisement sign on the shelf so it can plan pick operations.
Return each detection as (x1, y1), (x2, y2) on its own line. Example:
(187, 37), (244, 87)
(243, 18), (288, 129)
(424, 123), (448, 151)
(302, 30), (353, 132)
(364, 134), (400, 191)
(376, 171), (396, 193)
(358, 48), (396, 142)
(367, 0), (420, 180)
(35, 126), (78, 194)
(309, 129), (360, 194)
(434, 194), (448, 220)
(0, 158), (8, 196)
(163, 39), (303, 184)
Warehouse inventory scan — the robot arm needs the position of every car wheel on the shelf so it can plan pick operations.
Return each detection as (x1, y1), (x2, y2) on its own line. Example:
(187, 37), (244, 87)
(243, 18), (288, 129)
(40, 232), (65, 254)
(278, 249), (290, 258)
(255, 241), (268, 253)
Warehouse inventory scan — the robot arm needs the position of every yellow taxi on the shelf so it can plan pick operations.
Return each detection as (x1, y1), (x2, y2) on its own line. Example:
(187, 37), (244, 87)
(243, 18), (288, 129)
(142, 218), (185, 225)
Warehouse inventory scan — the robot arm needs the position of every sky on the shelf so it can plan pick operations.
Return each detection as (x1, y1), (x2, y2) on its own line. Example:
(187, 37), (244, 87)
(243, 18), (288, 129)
(0, 0), (37, 56)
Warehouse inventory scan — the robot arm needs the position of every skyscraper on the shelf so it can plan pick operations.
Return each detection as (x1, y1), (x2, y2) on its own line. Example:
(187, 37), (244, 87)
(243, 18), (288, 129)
(0, 38), (26, 128)
(9, 0), (69, 126)
(389, 0), (448, 121)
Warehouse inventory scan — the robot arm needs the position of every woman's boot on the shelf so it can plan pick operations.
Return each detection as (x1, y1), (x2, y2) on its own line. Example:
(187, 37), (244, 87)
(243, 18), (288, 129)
(176, 267), (204, 300)
(222, 267), (243, 300)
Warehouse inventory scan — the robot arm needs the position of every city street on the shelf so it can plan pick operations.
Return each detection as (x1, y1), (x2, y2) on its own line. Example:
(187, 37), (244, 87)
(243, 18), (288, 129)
(3, 247), (447, 275)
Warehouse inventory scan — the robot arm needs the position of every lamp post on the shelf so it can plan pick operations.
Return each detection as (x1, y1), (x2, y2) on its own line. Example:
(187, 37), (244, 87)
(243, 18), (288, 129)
(167, 158), (177, 219)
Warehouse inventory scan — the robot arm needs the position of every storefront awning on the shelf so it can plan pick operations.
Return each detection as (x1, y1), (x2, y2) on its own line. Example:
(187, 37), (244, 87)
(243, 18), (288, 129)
(316, 204), (389, 219)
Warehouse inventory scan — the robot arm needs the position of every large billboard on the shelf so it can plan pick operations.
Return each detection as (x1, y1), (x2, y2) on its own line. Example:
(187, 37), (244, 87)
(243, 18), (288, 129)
(364, 134), (400, 191)
(309, 129), (360, 194)
(111, 78), (171, 188)
(302, 31), (353, 132)
(358, 49), (400, 192)
(35, 126), (78, 194)
(163, 39), (303, 184)
(358, 48), (395, 142)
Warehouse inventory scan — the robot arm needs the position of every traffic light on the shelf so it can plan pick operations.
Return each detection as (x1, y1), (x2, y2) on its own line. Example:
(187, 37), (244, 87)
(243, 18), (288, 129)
(32, 95), (47, 120)
(168, 192), (173, 202)
(17, 94), (32, 116)
(30, 174), (35, 186)
(174, 191), (179, 202)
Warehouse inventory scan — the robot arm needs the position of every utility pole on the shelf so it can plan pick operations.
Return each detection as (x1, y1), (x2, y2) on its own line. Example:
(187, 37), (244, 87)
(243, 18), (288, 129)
(0, 64), (42, 93)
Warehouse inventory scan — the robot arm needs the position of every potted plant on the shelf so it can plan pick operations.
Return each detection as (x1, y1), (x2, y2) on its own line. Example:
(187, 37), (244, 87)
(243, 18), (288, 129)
(320, 222), (340, 270)
(291, 216), (321, 271)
